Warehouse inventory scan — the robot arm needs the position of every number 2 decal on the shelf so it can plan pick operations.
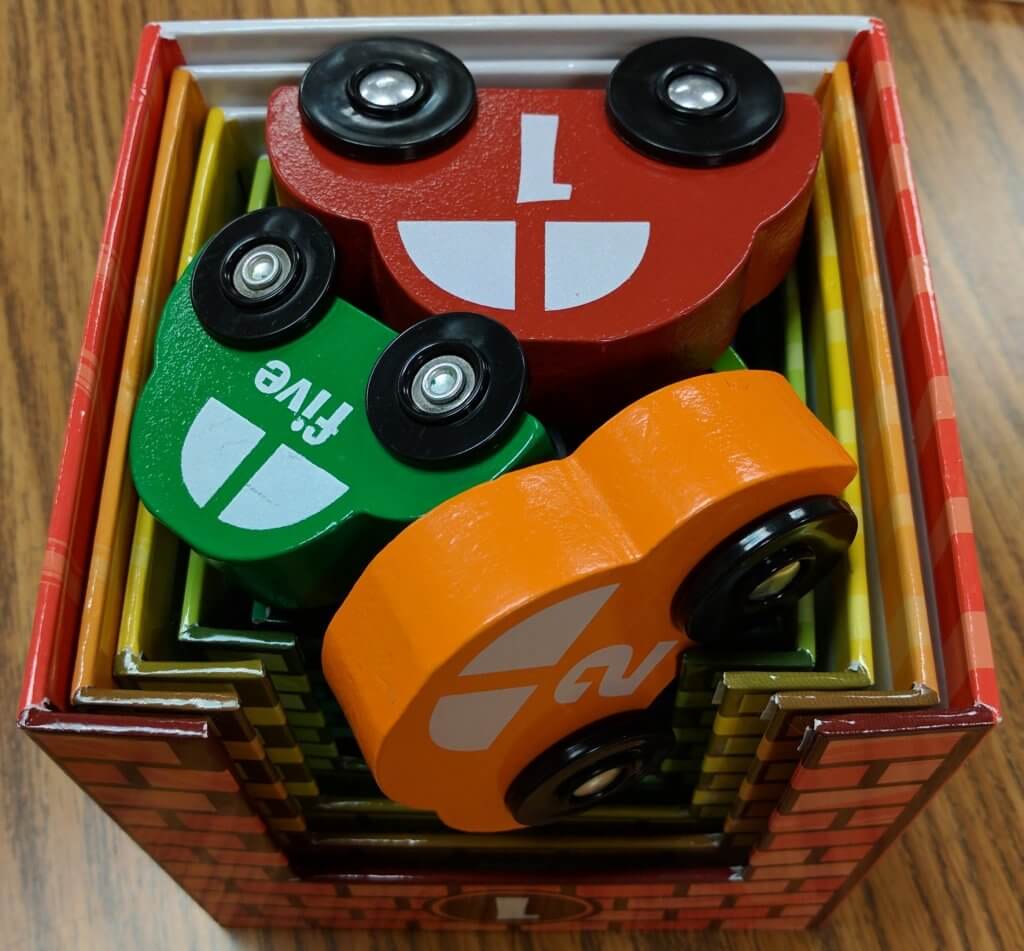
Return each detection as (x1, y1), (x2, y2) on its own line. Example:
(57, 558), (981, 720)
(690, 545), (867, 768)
(554, 641), (678, 705)
(427, 583), (680, 752)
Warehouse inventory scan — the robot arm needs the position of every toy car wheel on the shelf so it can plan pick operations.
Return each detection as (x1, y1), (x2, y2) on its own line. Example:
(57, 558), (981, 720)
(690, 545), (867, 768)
(606, 36), (785, 167)
(299, 37), (477, 162)
(366, 312), (529, 467)
(673, 495), (858, 645)
(505, 711), (674, 827)
(191, 207), (336, 349)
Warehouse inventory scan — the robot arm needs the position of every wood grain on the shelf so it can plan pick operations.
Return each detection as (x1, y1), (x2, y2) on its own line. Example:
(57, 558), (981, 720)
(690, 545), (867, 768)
(1, 1), (1021, 948)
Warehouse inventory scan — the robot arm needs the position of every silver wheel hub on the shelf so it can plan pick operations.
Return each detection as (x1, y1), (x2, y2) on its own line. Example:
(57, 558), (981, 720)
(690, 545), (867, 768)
(410, 355), (476, 416)
(232, 244), (293, 301)
(667, 73), (726, 111)
(358, 67), (419, 108)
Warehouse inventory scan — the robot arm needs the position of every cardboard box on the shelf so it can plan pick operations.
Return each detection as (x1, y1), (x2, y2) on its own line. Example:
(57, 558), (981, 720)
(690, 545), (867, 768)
(19, 15), (999, 931)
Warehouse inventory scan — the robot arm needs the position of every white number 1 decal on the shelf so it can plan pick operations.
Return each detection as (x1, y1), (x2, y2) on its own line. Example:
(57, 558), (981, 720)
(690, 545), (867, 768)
(517, 114), (573, 204)
(399, 114), (649, 312)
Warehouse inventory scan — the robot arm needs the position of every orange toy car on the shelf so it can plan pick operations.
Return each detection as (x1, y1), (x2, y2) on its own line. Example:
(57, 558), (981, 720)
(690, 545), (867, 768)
(322, 370), (857, 832)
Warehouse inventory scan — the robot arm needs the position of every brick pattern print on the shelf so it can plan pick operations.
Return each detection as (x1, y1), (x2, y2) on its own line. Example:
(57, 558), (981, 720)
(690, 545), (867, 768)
(663, 628), (813, 802)
(667, 653), (763, 796)
(117, 650), (323, 807)
(694, 686), (794, 823)
(180, 554), (364, 779)
(25, 712), (300, 872)
(24, 706), (994, 931)
(198, 630), (357, 775)
(63, 698), (310, 838)
(725, 710), (816, 839)
(742, 721), (991, 925)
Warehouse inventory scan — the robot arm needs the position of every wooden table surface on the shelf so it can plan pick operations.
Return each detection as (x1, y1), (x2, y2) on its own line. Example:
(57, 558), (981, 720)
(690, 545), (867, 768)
(2, 1), (1021, 948)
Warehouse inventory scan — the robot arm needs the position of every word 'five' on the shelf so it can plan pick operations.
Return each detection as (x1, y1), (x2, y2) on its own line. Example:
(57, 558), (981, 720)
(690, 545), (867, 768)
(255, 360), (353, 446)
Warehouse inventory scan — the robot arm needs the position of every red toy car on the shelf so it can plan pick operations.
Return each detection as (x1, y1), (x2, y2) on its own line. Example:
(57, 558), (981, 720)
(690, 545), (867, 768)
(267, 36), (822, 421)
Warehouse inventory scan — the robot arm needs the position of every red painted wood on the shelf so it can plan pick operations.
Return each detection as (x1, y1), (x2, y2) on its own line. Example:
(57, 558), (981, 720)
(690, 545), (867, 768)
(268, 86), (821, 420)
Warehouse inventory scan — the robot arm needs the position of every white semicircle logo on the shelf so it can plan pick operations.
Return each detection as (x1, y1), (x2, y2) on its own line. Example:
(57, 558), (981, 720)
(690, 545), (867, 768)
(397, 219), (649, 313)
(429, 686), (537, 752)
(398, 220), (516, 310)
(180, 398), (349, 531)
(544, 221), (649, 311)
(181, 397), (265, 508)
(218, 444), (349, 531)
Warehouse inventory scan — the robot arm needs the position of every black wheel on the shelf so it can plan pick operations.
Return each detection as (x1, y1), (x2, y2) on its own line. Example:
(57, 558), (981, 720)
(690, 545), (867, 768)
(606, 37), (785, 167)
(366, 312), (528, 467)
(505, 711), (674, 827)
(191, 207), (336, 349)
(299, 37), (476, 162)
(673, 495), (857, 645)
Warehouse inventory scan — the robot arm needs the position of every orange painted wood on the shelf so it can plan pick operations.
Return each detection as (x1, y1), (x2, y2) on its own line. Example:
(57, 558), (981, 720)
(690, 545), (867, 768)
(324, 370), (855, 831)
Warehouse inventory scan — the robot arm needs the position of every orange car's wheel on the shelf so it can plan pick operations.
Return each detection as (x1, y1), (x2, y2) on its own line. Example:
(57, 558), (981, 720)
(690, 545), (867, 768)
(505, 710), (674, 826)
(673, 495), (857, 645)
